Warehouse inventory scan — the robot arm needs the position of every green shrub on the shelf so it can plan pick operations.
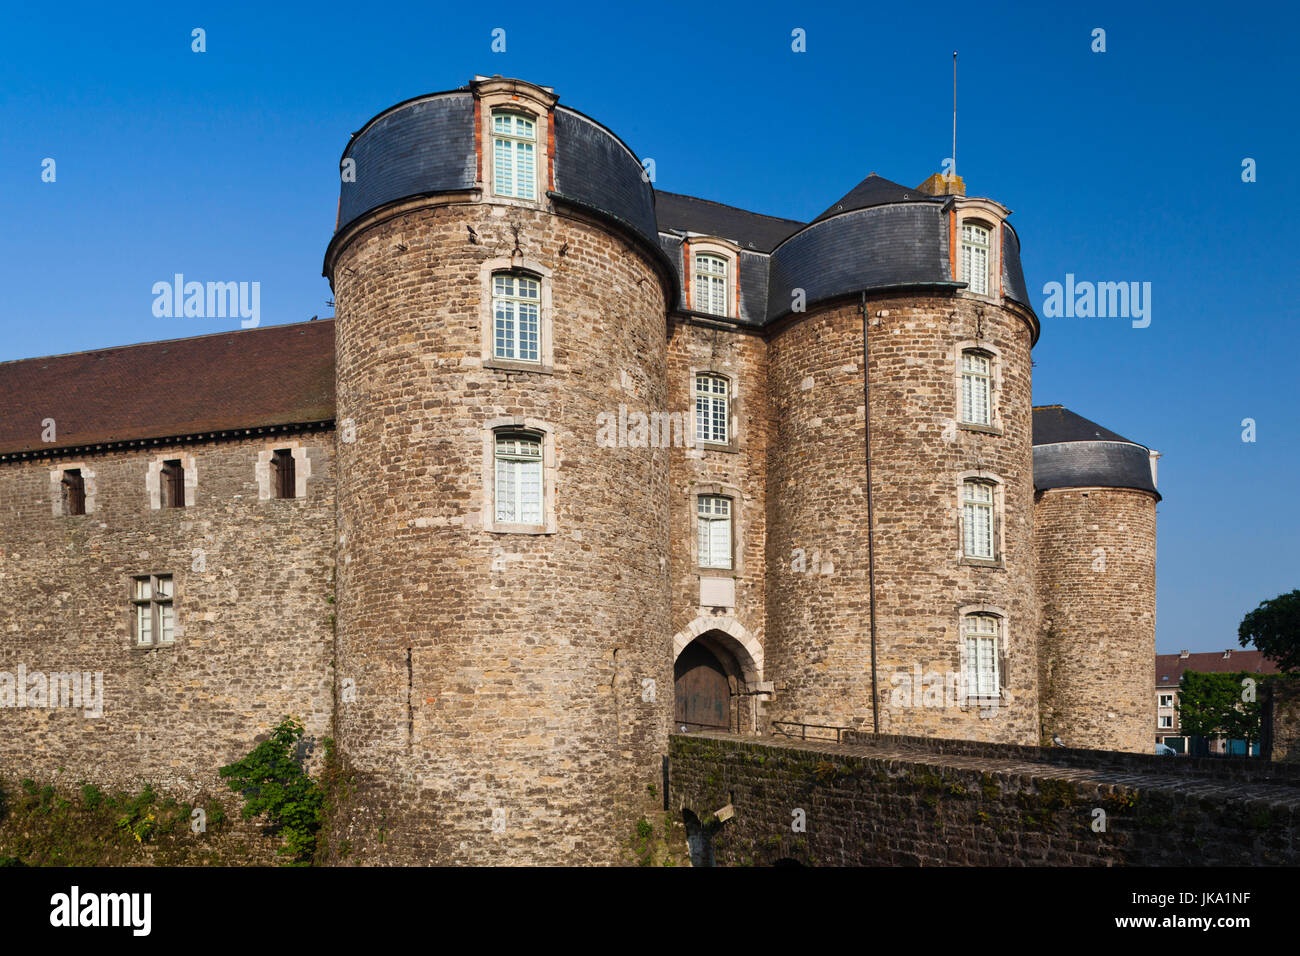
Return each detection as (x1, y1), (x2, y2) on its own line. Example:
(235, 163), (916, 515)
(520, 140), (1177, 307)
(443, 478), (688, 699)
(220, 716), (323, 864)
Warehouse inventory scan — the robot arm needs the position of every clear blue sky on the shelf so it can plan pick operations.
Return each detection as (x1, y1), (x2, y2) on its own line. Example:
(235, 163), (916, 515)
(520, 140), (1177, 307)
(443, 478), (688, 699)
(2, 0), (1295, 654)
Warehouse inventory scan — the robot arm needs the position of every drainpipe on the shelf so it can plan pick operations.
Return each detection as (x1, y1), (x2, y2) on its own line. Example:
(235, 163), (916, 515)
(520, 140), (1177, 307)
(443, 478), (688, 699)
(861, 292), (880, 735)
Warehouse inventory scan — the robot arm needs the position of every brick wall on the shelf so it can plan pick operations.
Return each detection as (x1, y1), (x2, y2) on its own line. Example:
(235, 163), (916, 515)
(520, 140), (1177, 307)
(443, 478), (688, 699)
(1036, 487), (1157, 752)
(0, 431), (335, 796)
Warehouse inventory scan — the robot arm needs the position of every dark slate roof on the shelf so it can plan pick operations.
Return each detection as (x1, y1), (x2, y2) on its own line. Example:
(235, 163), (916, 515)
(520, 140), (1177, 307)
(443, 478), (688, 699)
(0, 321), (336, 457)
(654, 191), (805, 253)
(1032, 406), (1133, 445)
(767, 203), (955, 323)
(813, 173), (943, 223)
(1033, 441), (1159, 498)
(1031, 406), (1158, 499)
(336, 91), (476, 235)
(1156, 651), (1279, 685)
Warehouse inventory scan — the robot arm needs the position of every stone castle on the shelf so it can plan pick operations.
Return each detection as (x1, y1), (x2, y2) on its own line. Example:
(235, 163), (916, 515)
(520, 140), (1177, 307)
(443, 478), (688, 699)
(0, 76), (1159, 864)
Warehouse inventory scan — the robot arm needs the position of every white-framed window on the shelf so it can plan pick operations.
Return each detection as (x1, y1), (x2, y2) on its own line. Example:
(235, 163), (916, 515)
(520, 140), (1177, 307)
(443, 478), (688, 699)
(1159, 694), (1174, 708)
(492, 111), (537, 200)
(697, 495), (733, 569)
(494, 432), (544, 526)
(492, 273), (541, 362)
(963, 613), (1000, 699)
(962, 479), (996, 560)
(693, 253), (729, 316)
(694, 373), (729, 445)
(960, 222), (990, 296)
(132, 574), (174, 646)
(1159, 715), (1173, 729)
(960, 350), (992, 425)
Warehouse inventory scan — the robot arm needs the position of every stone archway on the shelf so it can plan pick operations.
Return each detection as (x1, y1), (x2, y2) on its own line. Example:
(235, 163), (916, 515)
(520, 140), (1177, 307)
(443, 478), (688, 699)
(671, 618), (765, 734)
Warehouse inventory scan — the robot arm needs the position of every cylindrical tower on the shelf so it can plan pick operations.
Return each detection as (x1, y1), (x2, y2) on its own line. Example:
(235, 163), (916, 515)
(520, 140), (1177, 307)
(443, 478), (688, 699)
(764, 180), (1041, 744)
(1033, 406), (1159, 753)
(323, 77), (676, 863)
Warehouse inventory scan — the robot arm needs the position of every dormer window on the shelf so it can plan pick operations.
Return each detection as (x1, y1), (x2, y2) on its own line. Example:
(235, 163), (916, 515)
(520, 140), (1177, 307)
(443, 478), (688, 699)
(492, 111), (537, 200)
(693, 254), (729, 316)
(960, 222), (990, 295)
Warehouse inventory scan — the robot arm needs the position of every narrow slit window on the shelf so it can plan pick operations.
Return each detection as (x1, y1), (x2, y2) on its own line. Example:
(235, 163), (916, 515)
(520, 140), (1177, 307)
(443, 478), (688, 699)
(161, 460), (185, 508)
(494, 432), (543, 526)
(697, 495), (733, 570)
(61, 468), (86, 516)
(694, 373), (729, 445)
(272, 449), (296, 499)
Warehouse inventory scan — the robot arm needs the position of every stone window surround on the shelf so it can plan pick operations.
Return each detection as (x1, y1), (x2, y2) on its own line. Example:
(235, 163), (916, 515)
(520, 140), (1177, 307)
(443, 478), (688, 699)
(146, 452), (197, 510)
(482, 417), (557, 535)
(953, 339), (1005, 436)
(127, 572), (179, 651)
(256, 441), (313, 501)
(49, 461), (96, 516)
(952, 198), (1007, 304)
(684, 236), (741, 319)
(474, 78), (557, 212)
(480, 256), (555, 374)
(956, 469), (1005, 568)
(690, 481), (745, 578)
(956, 602), (1009, 706)
(689, 364), (740, 453)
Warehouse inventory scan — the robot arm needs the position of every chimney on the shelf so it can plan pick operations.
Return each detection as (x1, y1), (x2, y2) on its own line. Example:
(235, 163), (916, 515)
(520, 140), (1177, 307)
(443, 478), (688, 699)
(915, 172), (965, 197)
(1179, 649), (1190, 659)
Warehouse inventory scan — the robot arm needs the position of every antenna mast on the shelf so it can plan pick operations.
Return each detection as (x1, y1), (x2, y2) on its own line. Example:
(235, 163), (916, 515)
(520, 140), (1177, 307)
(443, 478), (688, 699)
(952, 51), (957, 179)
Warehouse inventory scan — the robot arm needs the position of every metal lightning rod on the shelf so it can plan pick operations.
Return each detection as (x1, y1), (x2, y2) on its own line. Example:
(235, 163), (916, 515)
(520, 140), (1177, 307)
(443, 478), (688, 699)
(952, 51), (957, 180)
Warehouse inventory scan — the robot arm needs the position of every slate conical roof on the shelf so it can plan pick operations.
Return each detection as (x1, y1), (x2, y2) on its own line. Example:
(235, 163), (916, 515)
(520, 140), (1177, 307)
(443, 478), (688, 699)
(1031, 406), (1159, 498)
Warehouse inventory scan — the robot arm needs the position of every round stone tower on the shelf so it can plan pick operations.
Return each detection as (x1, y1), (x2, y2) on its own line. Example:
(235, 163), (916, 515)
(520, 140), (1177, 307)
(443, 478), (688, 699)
(323, 77), (677, 864)
(1033, 406), (1159, 753)
(763, 177), (1042, 744)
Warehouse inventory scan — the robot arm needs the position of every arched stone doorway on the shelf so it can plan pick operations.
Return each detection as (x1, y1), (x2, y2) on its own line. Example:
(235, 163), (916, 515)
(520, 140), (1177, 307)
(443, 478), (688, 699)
(673, 627), (762, 734)
(674, 639), (733, 731)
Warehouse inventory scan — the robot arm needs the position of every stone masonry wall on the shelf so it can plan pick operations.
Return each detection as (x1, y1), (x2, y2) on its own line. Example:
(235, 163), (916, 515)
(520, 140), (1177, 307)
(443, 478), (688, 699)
(671, 732), (1300, 866)
(666, 320), (769, 731)
(1036, 487), (1156, 753)
(764, 294), (1038, 744)
(0, 431), (336, 797)
(330, 199), (672, 865)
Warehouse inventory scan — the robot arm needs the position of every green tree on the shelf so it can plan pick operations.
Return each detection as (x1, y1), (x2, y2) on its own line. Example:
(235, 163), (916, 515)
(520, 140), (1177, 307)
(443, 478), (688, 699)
(1238, 589), (1300, 672)
(219, 716), (323, 864)
(1177, 671), (1262, 752)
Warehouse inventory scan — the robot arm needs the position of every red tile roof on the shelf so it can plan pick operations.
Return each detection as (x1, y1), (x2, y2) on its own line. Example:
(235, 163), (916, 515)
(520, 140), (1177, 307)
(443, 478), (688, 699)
(1156, 650), (1280, 686)
(0, 321), (335, 457)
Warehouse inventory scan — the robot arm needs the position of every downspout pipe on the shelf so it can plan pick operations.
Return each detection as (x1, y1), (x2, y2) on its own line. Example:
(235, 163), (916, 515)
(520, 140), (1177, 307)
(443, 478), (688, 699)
(861, 292), (880, 735)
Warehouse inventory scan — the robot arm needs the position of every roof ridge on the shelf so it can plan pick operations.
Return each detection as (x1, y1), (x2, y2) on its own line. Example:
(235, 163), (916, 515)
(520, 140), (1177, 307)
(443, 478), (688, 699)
(0, 318), (334, 368)
(654, 190), (805, 226)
